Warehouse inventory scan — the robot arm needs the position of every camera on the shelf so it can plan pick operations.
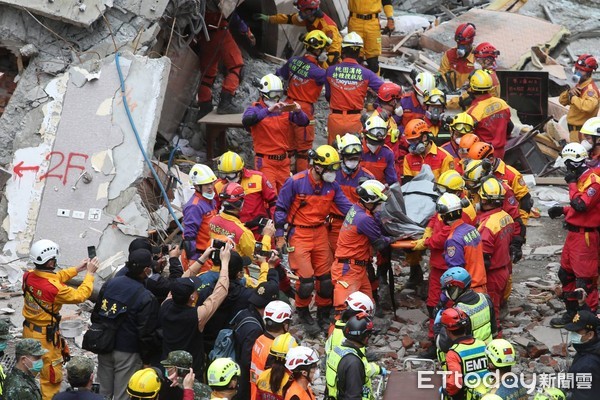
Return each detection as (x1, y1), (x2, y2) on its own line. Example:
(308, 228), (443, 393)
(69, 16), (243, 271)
(211, 239), (227, 265)
(254, 242), (270, 258)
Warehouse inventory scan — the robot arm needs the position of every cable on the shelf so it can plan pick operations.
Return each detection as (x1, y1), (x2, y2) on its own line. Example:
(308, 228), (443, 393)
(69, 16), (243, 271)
(115, 52), (184, 232)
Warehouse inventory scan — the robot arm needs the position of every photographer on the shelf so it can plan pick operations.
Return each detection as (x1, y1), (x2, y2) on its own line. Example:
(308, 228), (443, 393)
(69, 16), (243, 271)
(53, 356), (104, 399)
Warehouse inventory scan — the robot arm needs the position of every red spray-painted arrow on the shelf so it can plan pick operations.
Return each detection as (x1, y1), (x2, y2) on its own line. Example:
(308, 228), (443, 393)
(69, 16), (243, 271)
(13, 161), (40, 178)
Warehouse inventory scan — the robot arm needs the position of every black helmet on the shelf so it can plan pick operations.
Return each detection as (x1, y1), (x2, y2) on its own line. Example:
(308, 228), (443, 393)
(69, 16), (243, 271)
(343, 312), (374, 344)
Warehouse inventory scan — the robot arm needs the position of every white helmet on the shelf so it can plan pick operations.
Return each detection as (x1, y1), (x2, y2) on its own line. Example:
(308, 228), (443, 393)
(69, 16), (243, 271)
(561, 142), (588, 163)
(285, 346), (319, 371)
(581, 117), (600, 137)
(189, 164), (217, 186)
(259, 74), (284, 100)
(342, 32), (364, 48)
(263, 300), (292, 324)
(364, 115), (388, 141)
(336, 133), (363, 156)
(30, 239), (60, 264)
(413, 72), (437, 96)
(345, 291), (375, 314)
(357, 179), (388, 203)
(436, 193), (463, 214)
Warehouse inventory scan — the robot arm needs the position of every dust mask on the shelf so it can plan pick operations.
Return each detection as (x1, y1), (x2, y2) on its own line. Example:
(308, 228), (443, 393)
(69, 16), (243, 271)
(344, 160), (359, 171)
(202, 192), (215, 200)
(318, 52), (328, 63)
(394, 106), (404, 117)
(322, 171), (336, 183)
(408, 142), (426, 155)
(568, 331), (583, 346)
(581, 140), (593, 151)
(473, 61), (483, 70)
(265, 99), (278, 108)
(311, 368), (321, 382)
(454, 137), (462, 145)
(367, 143), (380, 153)
(426, 109), (443, 124)
(456, 45), (467, 58)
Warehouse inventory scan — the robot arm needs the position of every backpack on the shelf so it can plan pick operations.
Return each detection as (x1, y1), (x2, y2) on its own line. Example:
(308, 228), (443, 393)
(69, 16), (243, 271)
(208, 311), (261, 362)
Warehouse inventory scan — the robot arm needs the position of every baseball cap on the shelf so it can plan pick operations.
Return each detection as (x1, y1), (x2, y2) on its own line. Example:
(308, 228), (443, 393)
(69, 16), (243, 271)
(16, 338), (48, 357)
(67, 356), (95, 383)
(128, 249), (153, 268)
(128, 238), (152, 253)
(249, 281), (279, 308)
(565, 310), (600, 332)
(0, 319), (10, 340)
(171, 277), (201, 304)
(160, 350), (193, 369)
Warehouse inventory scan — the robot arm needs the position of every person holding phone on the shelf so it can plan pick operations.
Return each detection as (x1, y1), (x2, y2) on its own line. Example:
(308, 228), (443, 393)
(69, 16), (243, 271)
(53, 356), (104, 399)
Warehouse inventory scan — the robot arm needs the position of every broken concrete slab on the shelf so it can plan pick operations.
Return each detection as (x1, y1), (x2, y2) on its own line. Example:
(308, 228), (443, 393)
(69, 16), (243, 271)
(528, 324), (565, 351)
(395, 308), (429, 324)
(532, 245), (563, 256)
(419, 9), (569, 70)
(0, 0), (108, 27)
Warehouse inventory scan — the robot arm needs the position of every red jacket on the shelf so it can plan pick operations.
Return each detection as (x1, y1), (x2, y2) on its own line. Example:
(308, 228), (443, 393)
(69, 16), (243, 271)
(477, 208), (514, 270)
(564, 169), (600, 227)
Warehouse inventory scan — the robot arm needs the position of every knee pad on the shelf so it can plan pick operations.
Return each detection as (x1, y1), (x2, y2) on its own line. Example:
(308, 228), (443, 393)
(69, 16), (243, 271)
(316, 274), (334, 299)
(576, 277), (596, 294)
(298, 277), (315, 299)
(558, 267), (575, 286)
(366, 57), (379, 74)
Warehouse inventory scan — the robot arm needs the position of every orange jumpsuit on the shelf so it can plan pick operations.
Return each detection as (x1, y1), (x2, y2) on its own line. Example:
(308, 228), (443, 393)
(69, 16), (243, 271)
(444, 220), (487, 292)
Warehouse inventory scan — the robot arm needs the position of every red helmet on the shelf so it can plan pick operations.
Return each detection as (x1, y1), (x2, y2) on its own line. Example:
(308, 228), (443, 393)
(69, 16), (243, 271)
(296, 0), (320, 10)
(575, 54), (598, 73)
(473, 42), (499, 59)
(441, 307), (470, 331)
(455, 23), (476, 45)
(377, 82), (403, 102)
(219, 182), (245, 207)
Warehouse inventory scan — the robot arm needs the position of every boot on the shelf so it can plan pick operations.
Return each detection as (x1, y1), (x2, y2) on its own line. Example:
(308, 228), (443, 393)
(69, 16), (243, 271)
(297, 307), (321, 336)
(197, 101), (213, 120)
(550, 300), (578, 328)
(317, 306), (333, 331)
(216, 92), (243, 114)
(405, 264), (424, 289)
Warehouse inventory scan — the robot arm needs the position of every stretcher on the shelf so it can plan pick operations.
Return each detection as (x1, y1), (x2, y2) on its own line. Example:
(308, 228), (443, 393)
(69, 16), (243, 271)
(382, 358), (442, 400)
(390, 240), (416, 250)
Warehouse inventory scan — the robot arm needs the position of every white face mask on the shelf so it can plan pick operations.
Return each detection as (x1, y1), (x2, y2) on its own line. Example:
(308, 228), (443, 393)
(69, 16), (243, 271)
(344, 160), (359, 170)
(318, 52), (328, 62)
(581, 139), (593, 151)
(367, 143), (380, 153)
(202, 191), (215, 200)
(311, 368), (321, 382)
(394, 106), (404, 117)
(265, 99), (278, 108)
(473, 61), (483, 70)
(454, 137), (462, 145)
(322, 171), (336, 183)
(568, 331), (583, 346)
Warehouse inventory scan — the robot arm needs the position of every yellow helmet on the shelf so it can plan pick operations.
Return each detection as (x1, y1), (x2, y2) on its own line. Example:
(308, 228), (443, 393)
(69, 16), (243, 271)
(469, 69), (493, 92)
(356, 179), (388, 203)
(533, 388), (566, 400)
(309, 145), (341, 169)
(581, 117), (600, 137)
(485, 338), (516, 368)
(424, 88), (447, 106)
(336, 133), (363, 156)
(269, 332), (298, 359)
(478, 177), (505, 201)
(480, 395), (503, 400)
(303, 30), (332, 51)
(436, 170), (465, 193)
(463, 159), (488, 189)
(189, 164), (217, 186)
(217, 151), (244, 174)
(342, 32), (364, 48)
(207, 358), (241, 388)
(449, 112), (475, 134)
(127, 368), (161, 399)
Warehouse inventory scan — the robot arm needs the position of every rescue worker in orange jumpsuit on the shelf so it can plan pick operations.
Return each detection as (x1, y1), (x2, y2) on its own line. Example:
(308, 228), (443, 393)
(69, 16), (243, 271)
(182, 164), (218, 268)
(549, 143), (600, 327)
(277, 30), (329, 172)
(374, 82), (408, 178)
(196, 7), (255, 117)
(274, 145), (352, 334)
(466, 70), (512, 159)
(400, 71), (436, 127)
(439, 23), (476, 93)
(347, 0), (395, 74)
(473, 42), (501, 97)
(328, 133), (375, 254)
(361, 115), (397, 185)
(254, 0), (342, 66)
(325, 32), (383, 144)
(559, 54), (599, 142)
(23, 240), (99, 399)
(441, 113), (477, 172)
(332, 180), (394, 313)
(242, 74), (310, 193)
(476, 177), (515, 331)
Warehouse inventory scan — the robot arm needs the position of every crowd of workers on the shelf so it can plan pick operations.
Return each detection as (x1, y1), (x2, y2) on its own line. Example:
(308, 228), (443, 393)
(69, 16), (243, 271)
(1, 0), (599, 400)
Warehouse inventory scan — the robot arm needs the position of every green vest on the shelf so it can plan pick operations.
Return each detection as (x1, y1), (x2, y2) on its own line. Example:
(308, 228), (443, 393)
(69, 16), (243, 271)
(326, 345), (372, 400)
(325, 320), (345, 358)
(449, 339), (488, 400)
(459, 294), (492, 344)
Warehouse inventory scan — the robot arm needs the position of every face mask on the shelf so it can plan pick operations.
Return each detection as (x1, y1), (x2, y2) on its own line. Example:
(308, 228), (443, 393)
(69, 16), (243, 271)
(202, 191), (215, 200)
(581, 140), (593, 151)
(394, 106), (404, 117)
(238, 276), (247, 286)
(0, 342), (6, 352)
(457, 45), (469, 58)
(572, 69), (584, 84)
(367, 143), (380, 153)
(265, 99), (278, 108)
(473, 61), (483, 70)
(145, 269), (153, 279)
(322, 171), (336, 183)
(426, 109), (443, 124)
(409, 142), (426, 155)
(311, 368), (321, 382)
(27, 358), (44, 373)
(454, 137), (462, 145)
(318, 52), (328, 63)
(568, 331), (583, 345)
(344, 160), (359, 171)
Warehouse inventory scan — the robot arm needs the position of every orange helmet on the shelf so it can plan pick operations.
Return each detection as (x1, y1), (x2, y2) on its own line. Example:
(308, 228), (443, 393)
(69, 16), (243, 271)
(575, 54), (598, 73)
(468, 142), (494, 160)
(404, 119), (431, 140)
(458, 133), (480, 156)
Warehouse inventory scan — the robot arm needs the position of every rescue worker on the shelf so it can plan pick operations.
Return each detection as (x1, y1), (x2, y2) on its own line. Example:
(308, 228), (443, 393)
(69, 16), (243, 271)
(326, 312), (384, 400)
(126, 368), (161, 400)
(0, 319), (10, 397)
(467, 141), (533, 224)
(423, 88), (449, 139)
(465, 70), (512, 158)
(242, 74), (310, 192)
(207, 358), (241, 400)
(254, 0), (342, 66)
(400, 71), (436, 126)
(328, 133), (376, 253)
(347, 0), (395, 74)
(564, 310), (600, 399)
(361, 114), (397, 185)
(436, 193), (487, 291)
(22, 240), (99, 400)
(374, 82), (408, 177)
(250, 301), (293, 400)
(457, 133), (480, 169)
(548, 143), (600, 326)
(276, 30), (329, 172)
(284, 346), (320, 400)
(481, 339), (528, 399)
(438, 307), (488, 400)
(256, 333), (298, 400)
(580, 117), (600, 166)
(54, 356), (104, 399)
(441, 112), (477, 170)
(439, 23), (476, 92)
(214, 151), (277, 227)
(325, 32), (383, 144)
(332, 180), (394, 311)
(274, 145), (352, 333)
(209, 182), (275, 259)
(2, 339), (46, 400)
(183, 164), (218, 266)
(559, 54), (599, 142)
(476, 177), (514, 329)
(196, 6), (254, 117)
(472, 42), (501, 97)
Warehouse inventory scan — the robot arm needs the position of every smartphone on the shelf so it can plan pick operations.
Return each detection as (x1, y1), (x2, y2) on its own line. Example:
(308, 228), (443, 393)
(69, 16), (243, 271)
(91, 383), (100, 393)
(211, 239), (226, 266)
(87, 246), (96, 259)
(258, 218), (270, 228)
(281, 104), (296, 112)
(574, 290), (585, 300)
(212, 239), (226, 250)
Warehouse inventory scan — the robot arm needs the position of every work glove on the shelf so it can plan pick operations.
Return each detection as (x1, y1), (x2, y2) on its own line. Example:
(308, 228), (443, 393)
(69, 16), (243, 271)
(510, 236), (524, 264)
(564, 170), (578, 184)
(253, 13), (269, 22)
(410, 238), (427, 251)
(548, 206), (565, 219)
(245, 29), (256, 46)
(458, 94), (474, 110)
(382, 18), (395, 36)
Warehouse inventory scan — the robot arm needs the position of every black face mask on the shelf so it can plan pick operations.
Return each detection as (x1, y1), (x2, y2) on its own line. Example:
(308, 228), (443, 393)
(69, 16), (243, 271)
(565, 160), (587, 178)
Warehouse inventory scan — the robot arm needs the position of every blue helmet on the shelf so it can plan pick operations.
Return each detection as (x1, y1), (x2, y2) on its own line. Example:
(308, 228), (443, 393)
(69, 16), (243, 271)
(440, 267), (472, 290)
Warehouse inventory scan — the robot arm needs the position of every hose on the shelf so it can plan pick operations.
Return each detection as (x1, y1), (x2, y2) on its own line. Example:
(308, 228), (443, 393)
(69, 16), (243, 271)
(115, 52), (184, 232)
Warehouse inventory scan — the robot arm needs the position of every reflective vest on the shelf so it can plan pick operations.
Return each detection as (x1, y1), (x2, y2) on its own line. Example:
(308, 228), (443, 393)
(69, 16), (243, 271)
(326, 345), (372, 400)
(284, 380), (316, 400)
(325, 322), (381, 379)
(450, 340), (488, 400)
(459, 294), (493, 344)
(251, 334), (275, 399)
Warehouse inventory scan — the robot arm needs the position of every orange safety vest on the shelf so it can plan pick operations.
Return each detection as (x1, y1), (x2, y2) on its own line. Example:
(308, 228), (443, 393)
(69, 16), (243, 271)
(284, 380), (316, 400)
(251, 334), (275, 399)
